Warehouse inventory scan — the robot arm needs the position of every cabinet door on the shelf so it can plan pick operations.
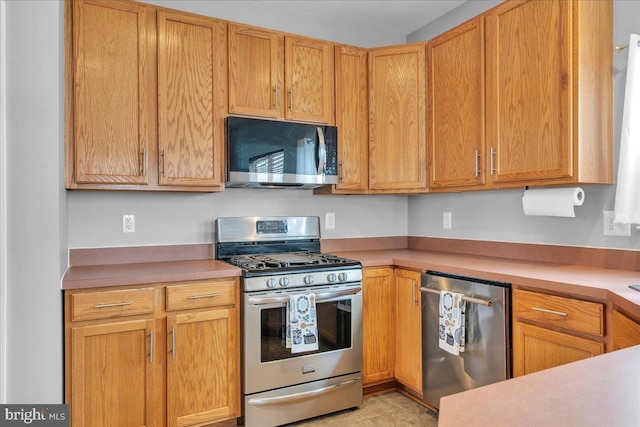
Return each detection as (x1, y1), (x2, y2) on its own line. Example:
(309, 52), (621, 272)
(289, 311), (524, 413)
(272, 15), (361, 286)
(228, 24), (283, 118)
(428, 17), (485, 189)
(394, 269), (422, 393)
(362, 268), (395, 385)
(285, 36), (334, 124)
(513, 322), (604, 377)
(70, 319), (163, 427)
(71, 0), (154, 186)
(334, 45), (369, 192)
(486, 0), (572, 183)
(369, 44), (427, 192)
(157, 12), (225, 188)
(612, 310), (640, 351)
(167, 309), (240, 427)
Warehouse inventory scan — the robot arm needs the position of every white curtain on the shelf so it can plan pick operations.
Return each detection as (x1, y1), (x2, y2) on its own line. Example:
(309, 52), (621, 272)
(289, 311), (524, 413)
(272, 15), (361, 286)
(614, 34), (640, 224)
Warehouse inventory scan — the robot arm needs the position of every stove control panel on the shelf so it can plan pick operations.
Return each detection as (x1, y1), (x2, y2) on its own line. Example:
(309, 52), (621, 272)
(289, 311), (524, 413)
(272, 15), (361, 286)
(244, 268), (363, 292)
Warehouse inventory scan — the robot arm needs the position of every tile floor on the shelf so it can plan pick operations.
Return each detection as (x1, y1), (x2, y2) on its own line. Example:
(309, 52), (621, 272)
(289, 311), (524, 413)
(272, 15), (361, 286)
(285, 391), (439, 427)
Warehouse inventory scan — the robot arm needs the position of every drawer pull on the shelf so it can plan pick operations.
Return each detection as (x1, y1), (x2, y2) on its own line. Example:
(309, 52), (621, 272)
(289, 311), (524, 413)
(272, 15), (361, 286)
(531, 307), (568, 317)
(187, 293), (220, 300)
(93, 302), (132, 309)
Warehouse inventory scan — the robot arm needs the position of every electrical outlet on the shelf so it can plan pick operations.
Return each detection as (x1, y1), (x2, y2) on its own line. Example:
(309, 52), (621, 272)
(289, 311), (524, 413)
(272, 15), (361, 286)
(325, 212), (336, 230)
(443, 212), (452, 230)
(603, 211), (630, 236)
(123, 214), (135, 233)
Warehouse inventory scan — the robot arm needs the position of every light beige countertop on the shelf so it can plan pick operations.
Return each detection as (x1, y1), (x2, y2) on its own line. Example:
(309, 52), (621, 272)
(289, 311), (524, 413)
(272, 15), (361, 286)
(438, 344), (640, 427)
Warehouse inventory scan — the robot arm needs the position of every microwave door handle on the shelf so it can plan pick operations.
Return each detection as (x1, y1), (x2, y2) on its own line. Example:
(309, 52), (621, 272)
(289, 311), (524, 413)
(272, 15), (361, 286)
(316, 127), (326, 175)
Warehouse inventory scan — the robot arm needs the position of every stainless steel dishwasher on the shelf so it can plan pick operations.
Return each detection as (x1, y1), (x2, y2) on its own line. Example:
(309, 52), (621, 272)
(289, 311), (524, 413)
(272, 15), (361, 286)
(421, 271), (511, 409)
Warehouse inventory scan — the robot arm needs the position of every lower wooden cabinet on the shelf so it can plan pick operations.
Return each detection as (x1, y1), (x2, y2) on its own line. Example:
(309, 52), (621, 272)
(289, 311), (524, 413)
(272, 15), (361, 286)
(512, 288), (604, 377)
(393, 268), (423, 393)
(70, 318), (164, 426)
(65, 278), (241, 427)
(362, 267), (395, 385)
(612, 309), (640, 350)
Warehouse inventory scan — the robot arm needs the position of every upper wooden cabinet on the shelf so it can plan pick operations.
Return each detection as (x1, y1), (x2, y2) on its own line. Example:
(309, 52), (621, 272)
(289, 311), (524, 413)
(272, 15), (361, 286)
(66, 1), (226, 192)
(428, 17), (485, 189)
(228, 24), (334, 124)
(157, 11), (226, 188)
(484, 0), (612, 187)
(69, 0), (154, 187)
(316, 44), (369, 195)
(369, 43), (427, 193)
(228, 24), (283, 118)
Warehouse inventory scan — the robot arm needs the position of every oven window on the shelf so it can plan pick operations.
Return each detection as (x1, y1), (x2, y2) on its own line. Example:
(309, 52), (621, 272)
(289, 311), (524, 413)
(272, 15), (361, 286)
(260, 299), (352, 362)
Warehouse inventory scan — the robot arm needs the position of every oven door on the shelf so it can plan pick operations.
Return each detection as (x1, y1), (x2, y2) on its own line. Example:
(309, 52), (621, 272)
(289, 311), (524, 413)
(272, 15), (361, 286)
(243, 283), (362, 395)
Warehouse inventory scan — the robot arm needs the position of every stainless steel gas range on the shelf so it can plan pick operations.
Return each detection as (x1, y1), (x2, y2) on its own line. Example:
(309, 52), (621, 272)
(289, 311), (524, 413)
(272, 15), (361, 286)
(214, 216), (363, 427)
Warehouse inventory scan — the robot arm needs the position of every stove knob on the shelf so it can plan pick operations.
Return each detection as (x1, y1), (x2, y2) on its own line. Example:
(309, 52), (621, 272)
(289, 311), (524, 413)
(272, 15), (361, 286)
(279, 277), (290, 287)
(304, 275), (314, 285)
(327, 273), (337, 283)
(338, 272), (348, 282)
(266, 278), (278, 288)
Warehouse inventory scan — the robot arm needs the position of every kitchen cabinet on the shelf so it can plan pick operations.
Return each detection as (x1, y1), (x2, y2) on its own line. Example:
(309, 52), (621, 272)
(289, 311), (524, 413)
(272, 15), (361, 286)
(393, 268), (422, 393)
(67, 0), (154, 187)
(65, 278), (241, 427)
(428, 17), (485, 189)
(157, 11), (226, 188)
(512, 288), (605, 377)
(65, 287), (163, 426)
(369, 43), (427, 193)
(316, 44), (369, 195)
(228, 23), (283, 119)
(362, 267), (395, 386)
(66, 1), (227, 191)
(165, 280), (240, 427)
(612, 309), (640, 351)
(228, 24), (334, 124)
(484, 0), (612, 187)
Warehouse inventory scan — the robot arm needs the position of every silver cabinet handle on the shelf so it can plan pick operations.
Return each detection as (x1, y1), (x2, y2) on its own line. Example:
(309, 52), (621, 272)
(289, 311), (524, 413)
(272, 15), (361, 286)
(141, 147), (147, 177)
(288, 88), (293, 112)
(339, 160), (344, 182)
(274, 84), (279, 108)
(531, 307), (568, 317)
(187, 293), (220, 300)
(475, 150), (480, 177)
(411, 280), (418, 307)
(490, 147), (496, 175)
(162, 149), (167, 177)
(171, 326), (176, 359)
(248, 377), (361, 406)
(149, 329), (154, 363)
(93, 302), (131, 309)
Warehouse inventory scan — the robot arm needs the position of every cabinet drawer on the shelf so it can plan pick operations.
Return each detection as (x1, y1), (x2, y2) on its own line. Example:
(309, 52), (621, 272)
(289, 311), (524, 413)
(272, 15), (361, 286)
(513, 289), (604, 336)
(166, 279), (236, 311)
(71, 288), (155, 321)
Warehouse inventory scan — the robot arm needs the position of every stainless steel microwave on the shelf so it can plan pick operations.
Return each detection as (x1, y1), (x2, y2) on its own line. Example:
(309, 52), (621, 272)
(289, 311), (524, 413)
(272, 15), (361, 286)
(225, 116), (338, 189)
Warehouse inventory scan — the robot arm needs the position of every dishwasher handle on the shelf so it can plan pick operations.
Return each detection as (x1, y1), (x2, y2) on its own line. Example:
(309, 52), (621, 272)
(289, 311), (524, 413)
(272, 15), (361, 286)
(420, 287), (493, 307)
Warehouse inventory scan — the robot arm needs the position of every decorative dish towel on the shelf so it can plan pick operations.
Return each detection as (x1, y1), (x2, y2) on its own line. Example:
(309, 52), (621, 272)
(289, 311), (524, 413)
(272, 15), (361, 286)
(438, 290), (466, 355)
(286, 293), (318, 353)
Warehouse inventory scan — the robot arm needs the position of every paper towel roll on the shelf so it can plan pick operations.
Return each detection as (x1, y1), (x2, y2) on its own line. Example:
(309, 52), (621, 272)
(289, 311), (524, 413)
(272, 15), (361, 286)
(522, 187), (585, 217)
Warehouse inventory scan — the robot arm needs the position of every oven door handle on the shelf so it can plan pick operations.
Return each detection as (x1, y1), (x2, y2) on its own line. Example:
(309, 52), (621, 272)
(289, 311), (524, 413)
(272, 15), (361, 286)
(247, 377), (361, 406)
(247, 287), (361, 306)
